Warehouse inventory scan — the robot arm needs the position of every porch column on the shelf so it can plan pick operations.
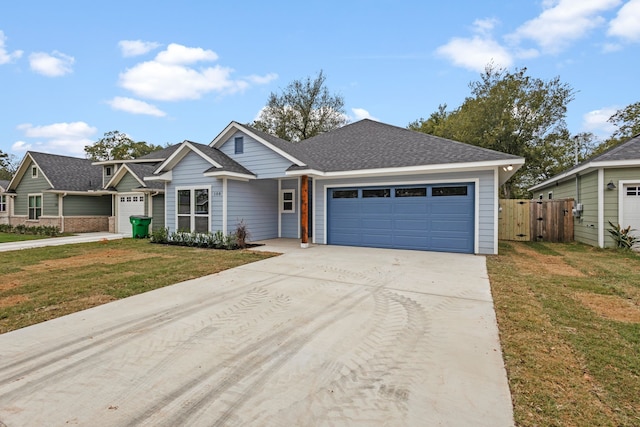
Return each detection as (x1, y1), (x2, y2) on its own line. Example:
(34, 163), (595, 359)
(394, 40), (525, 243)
(300, 175), (309, 248)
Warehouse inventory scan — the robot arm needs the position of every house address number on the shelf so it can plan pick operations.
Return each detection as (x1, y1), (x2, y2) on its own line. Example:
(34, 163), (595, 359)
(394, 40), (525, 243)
(212, 191), (222, 197)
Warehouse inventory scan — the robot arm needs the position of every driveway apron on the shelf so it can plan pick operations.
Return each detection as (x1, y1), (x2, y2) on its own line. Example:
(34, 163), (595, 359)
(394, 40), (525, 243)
(0, 245), (513, 426)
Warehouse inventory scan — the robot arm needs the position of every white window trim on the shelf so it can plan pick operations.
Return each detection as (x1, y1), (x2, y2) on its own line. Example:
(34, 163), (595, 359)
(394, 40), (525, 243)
(280, 189), (296, 214)
(31, 166), (38, 178)
(28, 193), (43, 220)
(0, 194), (6, 213)
(548, 191), (553, 200)
(175, 186), (211, 233)
(105, 166), (113, 177)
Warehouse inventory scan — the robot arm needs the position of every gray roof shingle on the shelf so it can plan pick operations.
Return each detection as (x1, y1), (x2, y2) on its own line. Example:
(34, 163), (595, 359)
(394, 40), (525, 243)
(284, 119), (522, 172)
(0, 180), (9, 191)
(29, 152), (103, 191)
(125, 163), (164, 190)
(188, 141), (255, 176)
(589, 133), (640, 162)
(137, 144), (181, 160)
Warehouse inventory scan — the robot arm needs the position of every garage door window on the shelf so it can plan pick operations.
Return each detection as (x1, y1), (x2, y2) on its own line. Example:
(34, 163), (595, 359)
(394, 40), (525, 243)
(432, 186), (468, 196)
(177, 188), (209, 233)
(362, 188), (390, 198)
(332, 189), (358, 199)
(627, 186), (639, 196)
(395, 187), (427, 197)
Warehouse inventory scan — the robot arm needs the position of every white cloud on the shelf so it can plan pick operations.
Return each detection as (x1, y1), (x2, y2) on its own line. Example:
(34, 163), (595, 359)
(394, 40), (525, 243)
(155, 43), (218, 65)
(351, 108), (378, 121)
(244, 73), (278, 85)
(29, 51), (74, 77)
(510, 0), (622, 53)
(581, 107), (618, 136)
(608, 0), (640, 41)
(118, 40), (162, 57)
(14, 121), (97, 156)
(0, 30), (23, 64)
(436, 35), (513, 72)
(118, 43), (275, 101)
(107, 96), (167, 117)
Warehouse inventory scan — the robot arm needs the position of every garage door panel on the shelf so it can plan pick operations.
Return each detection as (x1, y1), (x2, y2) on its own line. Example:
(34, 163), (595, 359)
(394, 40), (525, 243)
(328, 184), (474, 253)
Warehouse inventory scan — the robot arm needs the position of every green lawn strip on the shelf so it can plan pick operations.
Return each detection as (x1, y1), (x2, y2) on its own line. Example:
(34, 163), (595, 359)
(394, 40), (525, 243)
(0, 239), (276, 334)
(488, 242), (640, 426)
(0, 232), (52, 243)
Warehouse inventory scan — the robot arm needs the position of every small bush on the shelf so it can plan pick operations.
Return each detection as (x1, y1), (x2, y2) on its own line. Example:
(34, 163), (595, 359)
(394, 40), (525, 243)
(0, 224), (61, 237)
(150, 228), (242, 250)
(607, 220), (638, 249)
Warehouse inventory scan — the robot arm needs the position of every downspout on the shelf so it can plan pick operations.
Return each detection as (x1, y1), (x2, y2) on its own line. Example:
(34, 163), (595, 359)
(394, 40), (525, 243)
(60, 193), (67, 233)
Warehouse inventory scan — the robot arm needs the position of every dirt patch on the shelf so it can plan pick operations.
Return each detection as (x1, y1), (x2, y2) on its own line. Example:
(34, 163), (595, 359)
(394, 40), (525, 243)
(512, 245), (585, 277)
(32, 249), (157, 271)
(575, 293), (640, 323)
(0, 279), (22, 292)
(0, 295), (29, 308)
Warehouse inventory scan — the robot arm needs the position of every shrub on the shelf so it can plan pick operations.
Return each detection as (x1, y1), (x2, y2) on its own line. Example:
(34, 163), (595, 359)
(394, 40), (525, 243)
(235, 219), (250, 249)
(607, 221), (638, 249)
(150, 228), (243, 250)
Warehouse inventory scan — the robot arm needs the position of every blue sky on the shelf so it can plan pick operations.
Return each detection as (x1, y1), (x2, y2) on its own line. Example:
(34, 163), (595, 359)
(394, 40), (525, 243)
(1, 0), (638, 159)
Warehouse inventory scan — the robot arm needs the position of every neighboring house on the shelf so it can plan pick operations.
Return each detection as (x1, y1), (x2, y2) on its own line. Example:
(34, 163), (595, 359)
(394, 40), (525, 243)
(92, 144), (179, 233)
(4, 146), (178, 234)
(148, 119), (524, 254)
(4, 152), (111, 232)
(529, 133), (640, 248)
(0, 179), (10, 225)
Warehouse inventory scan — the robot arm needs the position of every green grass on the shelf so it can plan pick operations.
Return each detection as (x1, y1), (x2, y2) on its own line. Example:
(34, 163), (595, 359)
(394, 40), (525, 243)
(0, 239), (276, 333)
(0, 232), (52, 243)
(488, 241), (640, 426)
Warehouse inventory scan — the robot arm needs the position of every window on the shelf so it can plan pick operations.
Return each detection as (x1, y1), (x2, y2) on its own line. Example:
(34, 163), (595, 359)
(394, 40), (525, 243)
(332, 189), (358, 199)
(28, 194), (42, 220)
(548, 192), (553, 200)
(395, 187), (427, 197)
(0, 195), (6, 212)
(234, 137), (244, 154)
(281, 190), (295, 213)
(105, 166), (112, 177)
(177, 188), (210, 232)
(31, 166), (38, 178)
(362, 188), (390, 198)
(432, 186), (468, 197)
(627, 186), (640, 196)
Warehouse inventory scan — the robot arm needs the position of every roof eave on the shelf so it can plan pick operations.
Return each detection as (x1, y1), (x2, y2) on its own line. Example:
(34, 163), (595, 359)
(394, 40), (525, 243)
(202, 170), (256, 181)
(529, 158), (640, 191)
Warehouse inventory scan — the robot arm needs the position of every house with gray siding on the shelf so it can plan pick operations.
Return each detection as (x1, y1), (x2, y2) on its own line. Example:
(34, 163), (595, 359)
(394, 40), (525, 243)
(529, 133), (640, 248)
(149, 120), (524, 254)
(3, 146), (178, 234)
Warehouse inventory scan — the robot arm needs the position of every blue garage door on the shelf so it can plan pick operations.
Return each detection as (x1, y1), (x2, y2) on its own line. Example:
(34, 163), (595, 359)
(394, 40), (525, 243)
(327, 183), (474, 253)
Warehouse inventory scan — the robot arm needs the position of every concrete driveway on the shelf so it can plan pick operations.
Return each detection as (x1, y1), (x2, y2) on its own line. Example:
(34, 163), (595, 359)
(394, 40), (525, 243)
(0, 244), (513, 426)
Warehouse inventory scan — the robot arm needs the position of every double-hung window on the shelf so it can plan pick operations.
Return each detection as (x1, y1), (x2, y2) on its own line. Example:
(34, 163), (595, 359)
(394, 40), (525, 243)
(281, 190), (295, 213)
(28, 194), (42, 220)
(0, 195), (6, 212)
(177, 188), (210, 232)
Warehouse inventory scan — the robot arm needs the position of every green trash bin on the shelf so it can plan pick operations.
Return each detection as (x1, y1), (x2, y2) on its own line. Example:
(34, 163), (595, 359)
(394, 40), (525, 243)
(129, 215), (152, 238)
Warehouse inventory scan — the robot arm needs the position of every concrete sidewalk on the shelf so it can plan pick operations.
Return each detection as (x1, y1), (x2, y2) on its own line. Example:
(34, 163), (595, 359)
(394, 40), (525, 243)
(0, 232), (126, 252)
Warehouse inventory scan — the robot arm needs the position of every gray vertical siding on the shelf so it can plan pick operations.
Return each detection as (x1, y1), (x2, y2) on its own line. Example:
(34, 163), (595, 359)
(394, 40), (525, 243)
(165, 151), (222, 232)
(280, 178), (299, 238)
(152, 194), (165, 230)
(62, 195), (111, 216)
(218, 131), (294, 178)
(115, 173), (142, 192)
(226, 179), (278, 241)
(313, 170), (497, 254)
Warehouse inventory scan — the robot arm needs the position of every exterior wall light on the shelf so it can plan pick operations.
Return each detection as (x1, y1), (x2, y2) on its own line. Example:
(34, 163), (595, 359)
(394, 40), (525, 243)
(607, 181), (616, 190)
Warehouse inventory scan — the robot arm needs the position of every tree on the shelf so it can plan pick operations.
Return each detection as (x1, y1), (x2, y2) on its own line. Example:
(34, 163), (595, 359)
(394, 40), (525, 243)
(589, 102), (640, 156)
(251, 70), (348, 142)
(409, 65), (576, 198)
(0, 151), (18, 181)
(84, 131), (163, 161)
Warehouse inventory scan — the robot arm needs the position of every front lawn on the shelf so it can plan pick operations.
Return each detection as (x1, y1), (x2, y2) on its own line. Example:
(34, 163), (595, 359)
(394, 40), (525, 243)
(0, 239), (276, 334)
(488, 241), (640, 426)
(0, 232), (51, 243)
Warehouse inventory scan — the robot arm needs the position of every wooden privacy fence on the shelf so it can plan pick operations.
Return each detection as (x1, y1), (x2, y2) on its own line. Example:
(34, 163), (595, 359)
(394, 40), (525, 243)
(499, 199), (574, 242)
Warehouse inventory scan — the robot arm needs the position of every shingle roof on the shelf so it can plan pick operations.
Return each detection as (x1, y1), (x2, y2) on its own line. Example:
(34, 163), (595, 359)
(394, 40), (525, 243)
(589, 133), (640, 162)
(0, 180), (9, 191)
(286, 119), (522, 172)
(188, 141), (255, 176)
(29, 152), (103, 191)
(137, 144), (181, 160)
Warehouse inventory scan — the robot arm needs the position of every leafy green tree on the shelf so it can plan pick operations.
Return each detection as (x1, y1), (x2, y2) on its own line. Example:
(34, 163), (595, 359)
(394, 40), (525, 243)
(84, 130), (163, 161)
(409, 66), (576, 198)
(252, 70), (347, 142)
(0, 151), (18, 181)
(590, 102), (640, 156)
